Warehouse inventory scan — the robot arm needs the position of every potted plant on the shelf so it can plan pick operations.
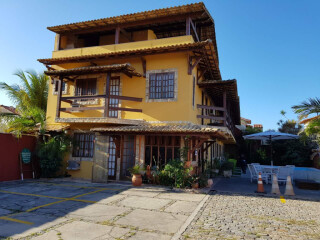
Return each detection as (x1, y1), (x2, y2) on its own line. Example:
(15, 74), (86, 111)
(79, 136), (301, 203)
(212, 158), (221, 175)
(191, 175), (200, 189)
(220, 161), (234, 178)
(128, 164), (145, 186)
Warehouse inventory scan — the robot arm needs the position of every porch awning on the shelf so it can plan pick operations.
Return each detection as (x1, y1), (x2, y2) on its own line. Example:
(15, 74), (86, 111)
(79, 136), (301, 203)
(44, 63), (142, 78)
(91, 123), (235, 143)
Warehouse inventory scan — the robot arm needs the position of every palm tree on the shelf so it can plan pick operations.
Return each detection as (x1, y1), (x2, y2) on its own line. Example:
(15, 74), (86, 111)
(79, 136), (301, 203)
(292, 97), (320, 123)
(0, 70), (49, 137)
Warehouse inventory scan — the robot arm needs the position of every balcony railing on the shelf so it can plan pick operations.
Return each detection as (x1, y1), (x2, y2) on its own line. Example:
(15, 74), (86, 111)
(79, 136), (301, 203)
(196, 104), (235, 136)
(57, 94), (142, 119)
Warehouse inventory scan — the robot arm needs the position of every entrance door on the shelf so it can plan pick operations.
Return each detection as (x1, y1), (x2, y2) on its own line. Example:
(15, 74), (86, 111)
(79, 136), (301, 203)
(107, 136), (117, 180)
(121, 135), (135, 179)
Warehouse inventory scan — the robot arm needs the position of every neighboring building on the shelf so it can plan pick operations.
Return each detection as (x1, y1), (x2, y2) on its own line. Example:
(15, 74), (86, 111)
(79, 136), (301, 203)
(38, 2), (241, 181)
(0, 105), (18, 133)
(238, 117), (263, 132)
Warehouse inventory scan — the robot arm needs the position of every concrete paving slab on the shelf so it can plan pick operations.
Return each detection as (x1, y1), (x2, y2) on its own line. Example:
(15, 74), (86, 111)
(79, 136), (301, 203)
(44, 221), (111, 240)
(31, 230), (60, 240)
(116, 209), (188, 234)
(75, 192), (119, 202)
(119, 188), (163, 198)
(67, 204), (129, 222)
(164, 200), (198, 214)
(119, 196), (171, 210)
(157, 192), (205, 202)
(96, 194), (126, 205)
(128, 231), (171, 240)
(0, 194), (61, 212)
(0, 208), (12, 216)
(52, 221), (128, 240)
(0, 213), (67, 238)
(31, 201), (90, 217)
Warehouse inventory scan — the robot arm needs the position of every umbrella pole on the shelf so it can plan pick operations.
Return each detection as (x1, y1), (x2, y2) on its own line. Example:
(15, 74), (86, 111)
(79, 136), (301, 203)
(270, 135), (273, 166)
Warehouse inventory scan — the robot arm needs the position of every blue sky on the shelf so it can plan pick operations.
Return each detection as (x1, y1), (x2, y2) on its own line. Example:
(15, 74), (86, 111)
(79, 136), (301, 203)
(0, 0), (319, 130)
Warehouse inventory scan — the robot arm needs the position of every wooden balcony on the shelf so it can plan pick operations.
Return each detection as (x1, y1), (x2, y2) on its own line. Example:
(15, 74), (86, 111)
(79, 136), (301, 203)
(197, 104), (235, 137)
(56, 93), (142, 120)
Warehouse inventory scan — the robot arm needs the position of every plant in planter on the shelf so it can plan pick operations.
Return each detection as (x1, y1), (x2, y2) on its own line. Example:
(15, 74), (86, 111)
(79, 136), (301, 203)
(128, 164), (145, 186)
(211, 158), (221, 176)
(191, 175), (200, 189)
(220, 161), (234, 178)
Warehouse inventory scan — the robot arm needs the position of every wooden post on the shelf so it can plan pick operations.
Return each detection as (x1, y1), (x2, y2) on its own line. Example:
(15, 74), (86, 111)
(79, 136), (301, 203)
(223, 91), (227, 127)
(186, 17), (191, 35)
(56, 77), (63, 118)
(104, 72), (111, 117)
(115, 27), (120, 44)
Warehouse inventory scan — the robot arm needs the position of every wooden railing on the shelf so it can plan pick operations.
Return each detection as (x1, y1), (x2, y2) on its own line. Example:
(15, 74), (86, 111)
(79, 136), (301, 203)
(197, 104), (235, 136)
(58, 94), (142, 117)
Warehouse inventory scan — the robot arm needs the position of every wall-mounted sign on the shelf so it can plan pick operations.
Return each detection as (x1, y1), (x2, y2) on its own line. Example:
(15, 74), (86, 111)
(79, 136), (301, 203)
(21, 148), (31, 164)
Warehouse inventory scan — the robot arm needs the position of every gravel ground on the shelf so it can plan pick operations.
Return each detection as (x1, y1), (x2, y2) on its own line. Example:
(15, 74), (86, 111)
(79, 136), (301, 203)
(181, 193), (320, 240)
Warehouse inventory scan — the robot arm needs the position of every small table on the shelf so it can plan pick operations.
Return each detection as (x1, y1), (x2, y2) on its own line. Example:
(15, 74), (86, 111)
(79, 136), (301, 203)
(261, 166), (279, 183)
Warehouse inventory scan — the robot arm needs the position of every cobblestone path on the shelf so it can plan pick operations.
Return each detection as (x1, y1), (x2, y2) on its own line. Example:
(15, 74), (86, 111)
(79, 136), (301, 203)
(181, 193), (320, 240)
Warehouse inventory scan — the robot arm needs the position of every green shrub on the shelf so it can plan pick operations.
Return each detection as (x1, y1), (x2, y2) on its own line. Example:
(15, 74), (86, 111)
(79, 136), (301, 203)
(128, 164), (145, 175)
(228, 159), (237, 171)
(159, 159), (193, 188)
(220, 161), (234, 172)
(36, 133), (71, 178)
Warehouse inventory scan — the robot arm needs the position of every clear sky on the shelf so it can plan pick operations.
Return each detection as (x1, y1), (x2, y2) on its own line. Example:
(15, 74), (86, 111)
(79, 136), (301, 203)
(0, 0), (319, 130)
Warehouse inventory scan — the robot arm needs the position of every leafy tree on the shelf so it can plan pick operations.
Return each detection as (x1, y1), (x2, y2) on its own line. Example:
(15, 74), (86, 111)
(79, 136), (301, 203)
(36, 133), (71, 178)
(0, 70), (48, 111)
(292, 97), (320, 122)
(0, 70), (49, 136)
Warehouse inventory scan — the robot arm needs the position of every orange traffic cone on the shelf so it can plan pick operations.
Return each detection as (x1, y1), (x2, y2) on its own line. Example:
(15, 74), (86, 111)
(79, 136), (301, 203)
(255, 172), (266, 193)
(284, 176), (295, 196)
(271, 174), (281, 195)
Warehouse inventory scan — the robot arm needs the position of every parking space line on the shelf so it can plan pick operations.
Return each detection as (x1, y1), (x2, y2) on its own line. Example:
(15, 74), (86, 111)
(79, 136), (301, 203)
(0, 216), (33, 225)
(0, 190), (100, 204)
(0, 188), (110, 225)
(36, 181), (122, 191)
(280, 196), (286, 203)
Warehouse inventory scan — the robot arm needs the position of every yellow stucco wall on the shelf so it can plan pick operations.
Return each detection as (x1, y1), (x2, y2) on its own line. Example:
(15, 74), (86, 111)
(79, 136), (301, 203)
(46, 52), (206, 126)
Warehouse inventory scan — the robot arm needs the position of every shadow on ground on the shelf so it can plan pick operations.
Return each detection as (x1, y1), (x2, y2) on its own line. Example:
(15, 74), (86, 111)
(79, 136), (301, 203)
(210, 177), (320, 202)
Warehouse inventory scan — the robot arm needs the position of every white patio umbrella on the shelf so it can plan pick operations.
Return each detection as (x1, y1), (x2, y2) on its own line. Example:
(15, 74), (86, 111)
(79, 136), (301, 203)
(243, 131), (299, 166)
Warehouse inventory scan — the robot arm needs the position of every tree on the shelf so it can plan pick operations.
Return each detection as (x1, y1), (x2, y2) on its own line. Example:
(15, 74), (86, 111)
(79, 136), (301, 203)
(0, 70), (49, 136)
(0, 70), (48, 111)
(292, 97), (320, 123)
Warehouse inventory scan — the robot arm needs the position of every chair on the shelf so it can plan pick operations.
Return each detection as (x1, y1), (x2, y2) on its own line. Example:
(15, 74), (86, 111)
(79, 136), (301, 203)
(277, 166), (291, 184)
(248, 164), (268, 184)
(286, 165), (295, 182)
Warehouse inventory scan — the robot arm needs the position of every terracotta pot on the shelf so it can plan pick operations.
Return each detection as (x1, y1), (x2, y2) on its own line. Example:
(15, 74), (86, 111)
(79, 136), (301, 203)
(185, 161), (192, 168)
(207, 179), (213, 187)
(146, 165), (152, 180)
(132, 174), (142, 186)
(223, 170), (232, 178)
(192, 182), (199, 189)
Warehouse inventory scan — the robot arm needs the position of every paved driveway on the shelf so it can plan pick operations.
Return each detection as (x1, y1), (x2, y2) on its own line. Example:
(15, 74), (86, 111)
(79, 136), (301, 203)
(0, 180), (206, 239)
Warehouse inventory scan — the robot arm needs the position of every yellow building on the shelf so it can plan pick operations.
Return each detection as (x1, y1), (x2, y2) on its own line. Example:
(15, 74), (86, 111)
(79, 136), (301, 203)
(38, 2), (241, 182)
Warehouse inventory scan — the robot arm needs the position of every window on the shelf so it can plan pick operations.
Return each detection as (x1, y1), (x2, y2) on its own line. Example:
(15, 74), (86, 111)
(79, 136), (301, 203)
(149, 72), (174, 99)
(72, 133), (95, 158)
(53, 79), (66, 94)
(75, 79), (97, 96)
(145, 136), (180, 169)
(108, 77), (120, 118)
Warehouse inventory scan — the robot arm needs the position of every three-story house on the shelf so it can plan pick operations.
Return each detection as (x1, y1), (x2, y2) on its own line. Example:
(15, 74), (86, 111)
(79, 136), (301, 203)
(38, 2), (241, 182)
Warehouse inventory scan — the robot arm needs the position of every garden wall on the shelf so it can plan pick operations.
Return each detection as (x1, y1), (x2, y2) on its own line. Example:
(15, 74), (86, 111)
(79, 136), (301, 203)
(0, 133), (38, 181)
